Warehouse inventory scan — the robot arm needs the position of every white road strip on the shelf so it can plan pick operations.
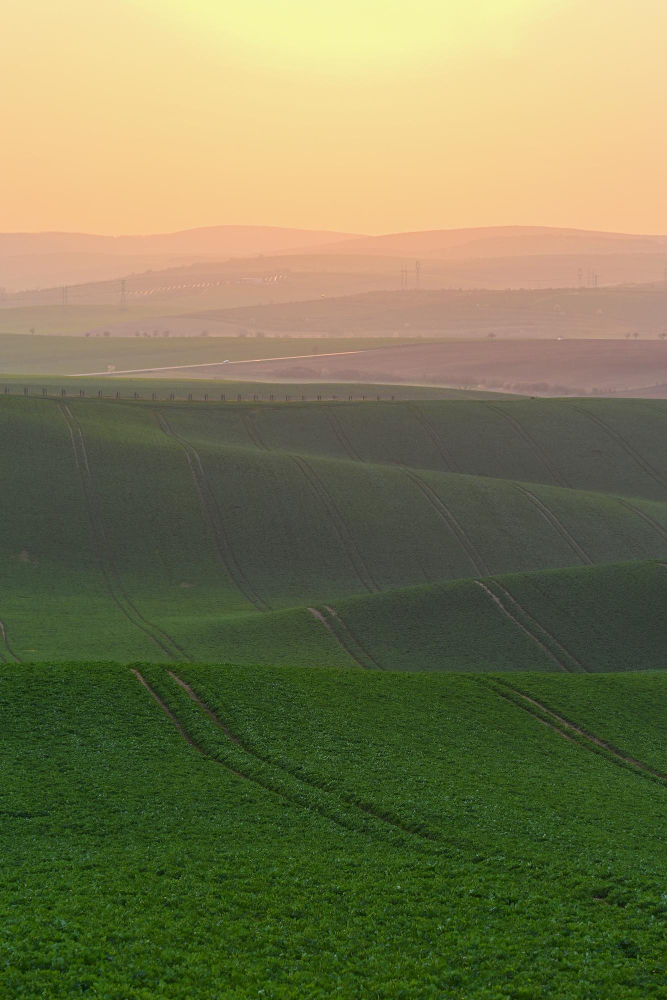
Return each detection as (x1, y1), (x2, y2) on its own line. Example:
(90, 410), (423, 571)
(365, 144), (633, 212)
(69, 349), (369, 378)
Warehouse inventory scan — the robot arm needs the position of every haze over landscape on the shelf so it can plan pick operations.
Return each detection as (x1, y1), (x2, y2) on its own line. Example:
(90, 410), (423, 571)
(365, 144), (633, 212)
(2, 2), (666, 998)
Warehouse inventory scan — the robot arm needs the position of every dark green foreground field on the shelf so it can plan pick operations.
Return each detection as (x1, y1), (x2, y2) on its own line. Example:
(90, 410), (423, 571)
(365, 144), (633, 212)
(1, 393), (666, 998)
(1, 664), (665, 998)
(2, 393), (667, 668)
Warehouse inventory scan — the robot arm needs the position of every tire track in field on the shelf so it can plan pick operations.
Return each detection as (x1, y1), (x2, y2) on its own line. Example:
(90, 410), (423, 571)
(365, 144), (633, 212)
(59, 405), (191, 661)
(0, 621), (21, 663)
(308, 606), (383, 669)
(475, 579), (585, 673)
(403, 469), (489, 576)
(488, 683), (575, 741)
(290, 455), (381, 594)
(612, 497), (667, 546)
(406, 404), (459, 473)
(241, 411), (269, 451)
(487, 405), (570, 488)
(496, 679), (667, 785)
(155, 411), (270, 612)
(570, 404), (667, 496)
(168, 672), (431, 840)
(511, 483), (593, 565)
(132, 669), (428, 843)
(324, 408), (364, 462)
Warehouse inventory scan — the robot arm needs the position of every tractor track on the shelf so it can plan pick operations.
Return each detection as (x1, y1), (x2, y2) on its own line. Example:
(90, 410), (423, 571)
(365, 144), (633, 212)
(60, 405), (191, 661)
(241, 412), (269, 451)
(0, 621), (21, 663)
(133, 669), (431, 843)
(487, 405), (570, 488)
(512, 483), (593, 565)
(613, 497), (667, 545)
(403, 468), (489, 576)
(495, 679), (667, 785)
(324, 408), (364, 462)
(570, 404), (667, 496)
(476, 579), (585, 672)
(167, 672), (429, 839)
(324, 605), (385, 670)
(154, 411), (270, 612)
(407, 404), (459, 473)
(290, 454), (380, 594)
(308, 607), (371, 669)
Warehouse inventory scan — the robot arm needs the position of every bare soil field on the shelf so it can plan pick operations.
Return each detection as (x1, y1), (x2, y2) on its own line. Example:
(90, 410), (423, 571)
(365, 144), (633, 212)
(145, 339), (667, 395)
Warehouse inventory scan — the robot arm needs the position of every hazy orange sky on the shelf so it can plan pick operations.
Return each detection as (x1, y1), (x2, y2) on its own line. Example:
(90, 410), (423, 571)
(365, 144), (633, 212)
(2, 0), (666, 235)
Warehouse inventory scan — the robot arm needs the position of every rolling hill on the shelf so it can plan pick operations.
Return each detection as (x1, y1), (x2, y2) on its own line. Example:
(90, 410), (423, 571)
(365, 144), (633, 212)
(2, 394), (667, 665)
(2, 661), (665, 997)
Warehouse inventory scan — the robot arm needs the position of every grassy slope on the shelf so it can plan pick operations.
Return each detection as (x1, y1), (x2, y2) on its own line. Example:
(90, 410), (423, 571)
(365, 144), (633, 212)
(1, 663), (664, 998)
(2, 395), (667, 666)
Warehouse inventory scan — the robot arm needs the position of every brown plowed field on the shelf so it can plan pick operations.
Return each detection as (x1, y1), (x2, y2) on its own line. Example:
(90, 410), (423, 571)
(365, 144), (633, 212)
(163, 339), (667, 396)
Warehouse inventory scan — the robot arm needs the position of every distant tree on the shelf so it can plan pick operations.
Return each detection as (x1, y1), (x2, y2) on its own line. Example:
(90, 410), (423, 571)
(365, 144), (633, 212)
(201, 330), (209, 337)
(103, 330), (111, 338)
(162, 330), (170, 338)
(134, 331), (140, 337)
(84, 332), (90, 337)
(487, 332), (496, 339)
(625, 332), (632, 340)
(633, 332), (640, 340)
(658, 331), (667, 341)
(29, 327), (35, 336)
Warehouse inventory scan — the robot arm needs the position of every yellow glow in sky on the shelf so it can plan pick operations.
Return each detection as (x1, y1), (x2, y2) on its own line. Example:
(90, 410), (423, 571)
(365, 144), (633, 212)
(1, 0), (666, 234)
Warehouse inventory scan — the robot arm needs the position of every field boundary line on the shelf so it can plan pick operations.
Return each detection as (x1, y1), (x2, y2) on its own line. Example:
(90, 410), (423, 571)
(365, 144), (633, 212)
(406, 404), (459, 473)
(290, 454), (381, 594)
(511, 483), (593, 565)
(59, 405), (191, 661)
(133, 669), (427, 844)
(0, 620), (21, 663)
(483, 578), (586, 672)
(487, 404), (570, 488)
(570, 404), (667, 495)
(167, 672), (434, 839)
(323, 408), (364, 462)
(496, 679), (667, 786)
(403, 468), (489, 576)
(154, 411), (270, 612)
(475, 580), (569, 671)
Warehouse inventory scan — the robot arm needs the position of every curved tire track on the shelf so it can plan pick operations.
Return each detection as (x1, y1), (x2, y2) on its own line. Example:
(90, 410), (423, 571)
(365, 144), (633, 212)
(155, 411), (270, 612)
(60, 405), (191, 661)
(512, 483), (593, 565)
(0, 621), (21, 663)
(403, 469), (489, 576)
(407, 404), (459, 473)
(570, 404), (667, 496)
(290, 455), (380, 594)
(488, 405), (570, 488)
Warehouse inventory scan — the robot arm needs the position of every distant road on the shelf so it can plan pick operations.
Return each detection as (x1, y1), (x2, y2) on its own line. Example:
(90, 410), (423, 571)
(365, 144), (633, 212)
(70, 349), (368, 377)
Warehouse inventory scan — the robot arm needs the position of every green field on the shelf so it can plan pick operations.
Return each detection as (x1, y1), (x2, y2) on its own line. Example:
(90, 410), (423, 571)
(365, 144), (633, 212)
(2, 394), (667, 665)
(1, 663), (664, 998)
(3, 390), (667, 997)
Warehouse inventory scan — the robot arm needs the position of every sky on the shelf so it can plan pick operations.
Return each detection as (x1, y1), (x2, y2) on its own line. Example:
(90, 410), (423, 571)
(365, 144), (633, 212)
(2, 0), (667, 236)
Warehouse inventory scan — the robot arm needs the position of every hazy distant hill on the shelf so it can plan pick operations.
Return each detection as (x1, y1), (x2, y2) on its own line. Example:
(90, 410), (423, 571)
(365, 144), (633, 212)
(294, 225), (667, 258)
(0, 226), (363, 291)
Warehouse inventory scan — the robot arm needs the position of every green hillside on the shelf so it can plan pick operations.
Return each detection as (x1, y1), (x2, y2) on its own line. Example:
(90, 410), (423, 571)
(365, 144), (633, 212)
(1, 394), (667, 666)
(2, 663), (664, 998)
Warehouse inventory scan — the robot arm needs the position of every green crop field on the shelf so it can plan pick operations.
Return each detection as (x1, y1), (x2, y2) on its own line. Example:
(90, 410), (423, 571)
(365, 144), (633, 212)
(2, 394), (667, 665)
(3, 389), (666, 997)
(1, 662), (664, 998)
